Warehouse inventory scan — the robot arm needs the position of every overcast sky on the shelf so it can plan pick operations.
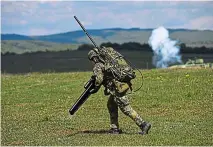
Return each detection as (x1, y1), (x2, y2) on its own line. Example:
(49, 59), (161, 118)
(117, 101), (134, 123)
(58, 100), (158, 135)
(1, 1), (213, 35)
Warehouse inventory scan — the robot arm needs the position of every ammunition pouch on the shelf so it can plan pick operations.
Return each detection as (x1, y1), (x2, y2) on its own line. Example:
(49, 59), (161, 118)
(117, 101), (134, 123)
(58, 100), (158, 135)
(113, 80), (130, 94)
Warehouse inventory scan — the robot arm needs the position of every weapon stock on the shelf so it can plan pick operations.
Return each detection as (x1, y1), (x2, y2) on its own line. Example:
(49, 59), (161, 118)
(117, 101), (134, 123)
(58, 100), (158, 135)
(69, 77), (96, 115)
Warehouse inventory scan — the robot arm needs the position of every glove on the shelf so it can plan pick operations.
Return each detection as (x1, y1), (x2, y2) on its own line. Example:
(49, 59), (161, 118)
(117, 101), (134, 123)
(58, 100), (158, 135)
(90, 85), (100, 94)
(104, 88), (110, 96)
(91, 75), (96, 80)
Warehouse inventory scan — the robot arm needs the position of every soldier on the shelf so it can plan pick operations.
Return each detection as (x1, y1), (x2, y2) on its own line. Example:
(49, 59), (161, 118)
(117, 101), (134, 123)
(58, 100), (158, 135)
(88, 49), (151, 135)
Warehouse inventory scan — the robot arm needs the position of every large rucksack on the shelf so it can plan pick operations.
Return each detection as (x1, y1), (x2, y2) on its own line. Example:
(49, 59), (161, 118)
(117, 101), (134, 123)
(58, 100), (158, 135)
(96, 47), (136, 82)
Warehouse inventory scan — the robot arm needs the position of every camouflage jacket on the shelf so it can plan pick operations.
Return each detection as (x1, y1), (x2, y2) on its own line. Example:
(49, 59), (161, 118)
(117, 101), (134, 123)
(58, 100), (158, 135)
(93, 62), (131, 95)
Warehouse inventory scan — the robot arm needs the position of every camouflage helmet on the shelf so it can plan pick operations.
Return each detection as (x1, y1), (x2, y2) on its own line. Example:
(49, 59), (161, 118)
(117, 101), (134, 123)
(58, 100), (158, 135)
(88, 50), (98, 61)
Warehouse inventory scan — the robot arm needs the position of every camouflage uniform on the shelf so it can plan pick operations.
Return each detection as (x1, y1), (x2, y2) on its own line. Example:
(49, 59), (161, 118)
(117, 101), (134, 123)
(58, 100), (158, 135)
(93, 62), (145, 130)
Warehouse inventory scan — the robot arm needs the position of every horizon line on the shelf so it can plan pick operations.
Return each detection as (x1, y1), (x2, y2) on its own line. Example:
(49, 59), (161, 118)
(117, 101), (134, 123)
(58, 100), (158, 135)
(1, 27), (213, 36)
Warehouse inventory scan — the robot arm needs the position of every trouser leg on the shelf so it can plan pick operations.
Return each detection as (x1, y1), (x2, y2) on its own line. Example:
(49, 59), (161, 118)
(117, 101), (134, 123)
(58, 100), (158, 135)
(107, 95), (119, 129)
(115, 95), (145, 127)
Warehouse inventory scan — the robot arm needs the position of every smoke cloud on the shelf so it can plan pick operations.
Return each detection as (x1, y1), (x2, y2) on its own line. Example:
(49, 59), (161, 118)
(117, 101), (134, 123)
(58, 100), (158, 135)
(148, 26), (182, 68)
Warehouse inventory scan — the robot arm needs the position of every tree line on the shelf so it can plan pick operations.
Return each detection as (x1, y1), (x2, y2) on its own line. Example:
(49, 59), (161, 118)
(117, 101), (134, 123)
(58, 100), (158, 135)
(77, 42), (213, 54)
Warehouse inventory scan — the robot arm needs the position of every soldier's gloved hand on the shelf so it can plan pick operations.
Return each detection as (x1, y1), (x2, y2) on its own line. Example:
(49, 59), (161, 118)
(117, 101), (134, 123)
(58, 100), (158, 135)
(90, 85), (100, 94)
(91, 75), (96, 80)
(104, 88), (110, 96)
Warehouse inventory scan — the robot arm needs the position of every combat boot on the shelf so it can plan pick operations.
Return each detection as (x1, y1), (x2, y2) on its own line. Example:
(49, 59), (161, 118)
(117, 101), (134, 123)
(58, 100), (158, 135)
(108, 128), (122, 134)
(139, 122), (151, 135)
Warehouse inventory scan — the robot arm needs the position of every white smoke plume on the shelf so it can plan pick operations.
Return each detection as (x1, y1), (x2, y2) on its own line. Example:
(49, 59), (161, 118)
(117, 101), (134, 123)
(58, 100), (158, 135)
(148, 26), (182, 68)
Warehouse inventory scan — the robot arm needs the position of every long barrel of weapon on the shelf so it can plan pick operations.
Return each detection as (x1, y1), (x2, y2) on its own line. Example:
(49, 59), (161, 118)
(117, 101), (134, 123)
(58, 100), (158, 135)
(74, 16), (100, 50)
(69, 78), (94, 115)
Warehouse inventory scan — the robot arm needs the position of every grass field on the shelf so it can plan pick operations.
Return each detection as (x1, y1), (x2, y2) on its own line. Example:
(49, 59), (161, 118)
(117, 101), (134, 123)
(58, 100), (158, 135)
(1, 69), (213, 146)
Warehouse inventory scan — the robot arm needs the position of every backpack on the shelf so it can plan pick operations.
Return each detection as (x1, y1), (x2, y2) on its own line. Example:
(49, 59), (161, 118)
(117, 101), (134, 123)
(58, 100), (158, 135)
(96, 47), (136, 82)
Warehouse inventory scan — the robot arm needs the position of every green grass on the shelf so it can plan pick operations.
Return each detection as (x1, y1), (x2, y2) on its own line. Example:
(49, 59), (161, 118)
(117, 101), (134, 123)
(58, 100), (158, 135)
(1, 69), (213, 146)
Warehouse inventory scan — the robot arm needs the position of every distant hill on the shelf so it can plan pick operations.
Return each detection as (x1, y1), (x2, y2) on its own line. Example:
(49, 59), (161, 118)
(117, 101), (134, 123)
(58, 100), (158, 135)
(2, 28), (213, 48)
(1, 40), (79, 54)
(1, 34), (33, 40)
